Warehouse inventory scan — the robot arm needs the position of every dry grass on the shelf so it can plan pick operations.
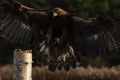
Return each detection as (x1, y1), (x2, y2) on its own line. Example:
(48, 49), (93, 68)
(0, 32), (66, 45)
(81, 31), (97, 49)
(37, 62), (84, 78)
(0, 65), (120, 80)
(0, 65), (13, 80)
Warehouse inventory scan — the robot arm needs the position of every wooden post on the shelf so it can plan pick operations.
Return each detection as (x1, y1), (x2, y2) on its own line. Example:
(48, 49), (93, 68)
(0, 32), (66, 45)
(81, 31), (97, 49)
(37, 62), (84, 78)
(13, 49), (32, 80)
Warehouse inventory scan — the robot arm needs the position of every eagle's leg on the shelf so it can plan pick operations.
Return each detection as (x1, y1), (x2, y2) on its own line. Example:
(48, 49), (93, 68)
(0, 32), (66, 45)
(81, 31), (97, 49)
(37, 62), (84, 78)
(48, 57), (58, 72)
(68, 46), (77, 68)
(63, 46), (76, 71)
(48, 45), (77, 71)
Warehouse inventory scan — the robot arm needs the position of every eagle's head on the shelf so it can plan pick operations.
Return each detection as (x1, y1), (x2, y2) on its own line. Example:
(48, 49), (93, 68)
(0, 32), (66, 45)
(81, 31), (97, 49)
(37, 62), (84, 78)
(52, 7), (68, 17)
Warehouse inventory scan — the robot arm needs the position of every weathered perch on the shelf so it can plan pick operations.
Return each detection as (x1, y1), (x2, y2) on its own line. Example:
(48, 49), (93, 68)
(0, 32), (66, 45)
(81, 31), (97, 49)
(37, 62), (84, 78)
(13, 49), (32, 80)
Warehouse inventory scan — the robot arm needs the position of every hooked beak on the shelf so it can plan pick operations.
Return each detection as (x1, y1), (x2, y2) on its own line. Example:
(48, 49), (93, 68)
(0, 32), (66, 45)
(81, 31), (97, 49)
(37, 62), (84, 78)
(53, 12), (58, 17)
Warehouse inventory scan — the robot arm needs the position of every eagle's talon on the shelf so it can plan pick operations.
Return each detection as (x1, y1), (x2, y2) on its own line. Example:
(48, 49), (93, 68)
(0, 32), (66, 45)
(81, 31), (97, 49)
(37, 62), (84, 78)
(64, 63), (70, 71)
(70, 57), (76, 68)
(57, 61), (63, 70)
(48, 60), (57, 71)
(48, 64), (56, 72)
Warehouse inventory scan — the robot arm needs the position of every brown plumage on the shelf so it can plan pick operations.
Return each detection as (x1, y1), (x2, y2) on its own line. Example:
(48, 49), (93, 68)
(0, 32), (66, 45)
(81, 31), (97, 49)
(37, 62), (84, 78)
(0, 1), (120, 72)
(45, 8), (120, 71)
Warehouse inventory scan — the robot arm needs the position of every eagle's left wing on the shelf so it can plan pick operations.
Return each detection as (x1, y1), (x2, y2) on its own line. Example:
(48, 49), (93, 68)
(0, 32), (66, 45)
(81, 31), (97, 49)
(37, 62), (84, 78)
(71, 15), (120, 66)
(72, 16), (120, 52)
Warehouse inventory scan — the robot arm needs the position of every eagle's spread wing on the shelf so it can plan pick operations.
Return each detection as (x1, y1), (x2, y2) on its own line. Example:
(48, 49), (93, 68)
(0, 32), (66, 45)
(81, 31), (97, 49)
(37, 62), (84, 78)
(0, 0), (53, 68)
(0, 2), (32, 44)
(0, 0), (53, 45)
(72, 15), (120, 53)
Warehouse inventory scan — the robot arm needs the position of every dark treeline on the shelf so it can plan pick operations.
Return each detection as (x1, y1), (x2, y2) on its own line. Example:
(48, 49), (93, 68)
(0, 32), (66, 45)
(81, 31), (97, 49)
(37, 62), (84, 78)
(0, 0), (120, 20)
(0, 0), (120, 66)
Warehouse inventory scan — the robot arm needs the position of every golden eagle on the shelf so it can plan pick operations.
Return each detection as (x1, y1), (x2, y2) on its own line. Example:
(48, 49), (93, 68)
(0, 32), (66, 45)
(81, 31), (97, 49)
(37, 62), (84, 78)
(44, 8), (120, 71)
(0, 0), (120, 71)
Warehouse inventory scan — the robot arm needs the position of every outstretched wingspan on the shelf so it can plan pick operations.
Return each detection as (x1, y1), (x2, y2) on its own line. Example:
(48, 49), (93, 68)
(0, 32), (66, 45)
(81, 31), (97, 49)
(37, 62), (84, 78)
(0, 1), (120, 72)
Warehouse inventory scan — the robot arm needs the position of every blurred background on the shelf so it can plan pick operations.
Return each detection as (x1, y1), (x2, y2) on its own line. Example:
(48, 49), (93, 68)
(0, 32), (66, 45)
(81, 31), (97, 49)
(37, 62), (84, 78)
(0, 0), (120, 66)
(0, 0), (120, 80)
(0, 0), (120, 20)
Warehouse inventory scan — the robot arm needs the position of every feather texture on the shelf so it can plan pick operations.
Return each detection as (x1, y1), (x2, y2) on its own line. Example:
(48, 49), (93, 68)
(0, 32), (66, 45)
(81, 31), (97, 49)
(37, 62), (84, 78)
(0, 2), (120, 72)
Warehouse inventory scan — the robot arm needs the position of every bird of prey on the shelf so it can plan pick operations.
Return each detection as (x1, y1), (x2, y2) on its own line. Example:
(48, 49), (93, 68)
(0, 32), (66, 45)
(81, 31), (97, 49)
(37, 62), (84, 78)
(0, 0), (120, 71)
(44, 7), (120, 71)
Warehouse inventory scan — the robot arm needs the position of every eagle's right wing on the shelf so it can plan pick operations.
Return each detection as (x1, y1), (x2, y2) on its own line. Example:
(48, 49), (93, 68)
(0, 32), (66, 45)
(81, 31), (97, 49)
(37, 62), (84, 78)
(0, 1), (58, 70)
(0, 10), (32, 44)
(0, 0), (33, 44)
(0, 0), (52, 45)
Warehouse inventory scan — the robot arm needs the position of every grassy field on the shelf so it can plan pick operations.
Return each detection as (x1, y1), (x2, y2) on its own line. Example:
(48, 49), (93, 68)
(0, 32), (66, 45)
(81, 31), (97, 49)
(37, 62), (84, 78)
(0, 65), (120, 80)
